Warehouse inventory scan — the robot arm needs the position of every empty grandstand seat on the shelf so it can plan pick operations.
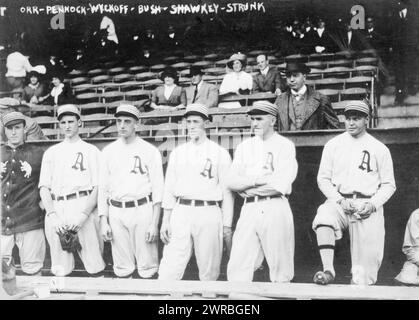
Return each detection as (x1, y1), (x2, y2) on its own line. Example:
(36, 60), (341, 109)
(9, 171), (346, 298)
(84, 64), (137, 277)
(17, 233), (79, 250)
(76, 92), (101, 104)
(70, 77), (90, 86)
(72, 83), (98, 94)
(308, 53), (334, 62)
(108, 67), (126, 76)
(103, 61), (119, 69)
(307, 68), (324, 80)
(307, 61), (327, 70)
(327, 59), (353, 68)
(184, 55), (201, 63)
(203, 53), (221, 61)
(340, 87), (369, 101)
(285, 54), (308, 63)
(79, 102), (107, 115)
(214, 59), (229, 68)
(33, 116), (57, 129)
(128, 65), (148, 74)
(163, 56), (181, 63)
(142, 79), (163, 90)
(27, 104), (56, 117)
(345, 76), (374, 90)
(119, 81), (142, 92)
(67, 69), (85, 78)
(314, 78), (345, 90)
(42, 128), (61, 140)
(150, 64), (167, 72)
(125, 89), (150, 101)
(202, 67), (226, 76)
(334, 50), (356, 60)
(82, 113), (114, 127)
(357, 49), (378, 58)
(178, 77), (191, 86)
(87, 68), (107, 77)
(135, 72), (158, 81)
(113, 73), (133, 83)
(92, 75), (112, 84)
(101, 91), (125, 103)
(106, 100), (131, 114)
(323, 67), (353, 79)
(192, 61), (213, 68)
(317, 89), (340, 102)
(355, 57), (379, 67)
(248, 50), (265, 57)
(171, 62), (191, 70)
(97, 82), (120, 93)
(353, 65), (378, 77)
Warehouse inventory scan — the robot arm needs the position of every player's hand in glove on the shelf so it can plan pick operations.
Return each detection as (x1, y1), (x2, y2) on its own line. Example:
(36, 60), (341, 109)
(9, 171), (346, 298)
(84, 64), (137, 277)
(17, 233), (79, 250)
(67, 212), (88, 232)
(356, 202), (375, 220)
(160, 220), (172, 245)
(100, 219), (113, 242)
(145, 224), (158, 243)
(338, 198), (356, 215)
(223, 226), (233, 257)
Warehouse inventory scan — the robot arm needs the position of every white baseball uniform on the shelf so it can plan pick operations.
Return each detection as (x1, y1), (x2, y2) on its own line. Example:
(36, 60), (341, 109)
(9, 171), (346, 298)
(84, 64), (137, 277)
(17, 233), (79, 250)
(313, 131), (396, 285)
(98, 136), (164, 278)
(39, 138), (105, 276)
(227, 133), (298, 282)
(158, 137), (233, 281)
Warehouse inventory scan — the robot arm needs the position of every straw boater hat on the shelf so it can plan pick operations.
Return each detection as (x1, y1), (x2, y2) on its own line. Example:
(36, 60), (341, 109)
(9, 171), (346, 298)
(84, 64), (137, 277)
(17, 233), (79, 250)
(227, 53), (247, 69)
(115, 104), (141, 120)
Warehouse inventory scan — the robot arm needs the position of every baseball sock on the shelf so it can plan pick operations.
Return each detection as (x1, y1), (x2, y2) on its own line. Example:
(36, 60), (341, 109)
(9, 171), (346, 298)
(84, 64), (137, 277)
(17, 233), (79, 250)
(316, 225), (336, 277)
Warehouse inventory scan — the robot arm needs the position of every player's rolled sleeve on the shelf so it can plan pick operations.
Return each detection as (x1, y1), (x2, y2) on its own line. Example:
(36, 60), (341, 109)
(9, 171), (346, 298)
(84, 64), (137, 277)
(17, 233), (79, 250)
(370, 147), (396, 209)
(218, 149), (234, 227)
(38, 150), (52, 190)
(264, 141), (298, 195)
(97, 150), (110, 217)
(317, 142), (343, 201)
(162, 149), (177, 210)
(150, 148), (164, 204)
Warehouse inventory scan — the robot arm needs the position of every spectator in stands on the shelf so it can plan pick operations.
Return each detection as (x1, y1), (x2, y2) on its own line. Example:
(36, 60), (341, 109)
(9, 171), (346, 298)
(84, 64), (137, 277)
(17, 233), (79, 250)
(275, 62), (339, 131)
(22, 70), (47, 105)
(40, 72), (73, 106)
(219, 53), (253, 108)
(185, 66), (218, 108)
(336, 21), (362, 52)
(150, 67), (186, 111)
(307, 18), (338, 53)
(5, 44), (33, 93)
(253, 54), (285, 95)
(99, 15), (119, 45)
(0, 106), (47, 142)
(389, 0), (419, 103)
(359, 17), (385, 51)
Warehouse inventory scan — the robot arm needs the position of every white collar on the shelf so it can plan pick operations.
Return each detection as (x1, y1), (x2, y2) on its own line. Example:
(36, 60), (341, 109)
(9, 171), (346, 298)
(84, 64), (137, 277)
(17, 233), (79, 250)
(260, 66), (269, 75)
(291, 85), (307, 96)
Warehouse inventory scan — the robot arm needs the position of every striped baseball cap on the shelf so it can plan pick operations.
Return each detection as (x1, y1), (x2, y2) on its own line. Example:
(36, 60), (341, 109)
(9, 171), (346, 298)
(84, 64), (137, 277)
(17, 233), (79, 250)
(247, 100), (277, 117)
(184, 103), (209, 120)
(57, 104), (81, 120)
(115, 104), (141, 120)
(2, 111), (26, 127)
(344, 100), (370, 116)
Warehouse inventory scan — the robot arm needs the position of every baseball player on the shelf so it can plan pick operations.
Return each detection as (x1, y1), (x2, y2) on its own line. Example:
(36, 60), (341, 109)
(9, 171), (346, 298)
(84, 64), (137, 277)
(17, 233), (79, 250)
(39, 104), (105, 276)
(312, 100), (396, 285)
(394, 210), (419, 285)
(98, 104), (164, 278)
(158, 103), (234, 281)
(226, 100), (298, 282)
(1, 111), (46, 276)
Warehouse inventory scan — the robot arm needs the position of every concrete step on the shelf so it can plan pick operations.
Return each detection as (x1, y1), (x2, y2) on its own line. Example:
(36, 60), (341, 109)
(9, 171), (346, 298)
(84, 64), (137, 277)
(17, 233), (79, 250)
(377, 116), (419, 129)
(378, 105), (419, 118)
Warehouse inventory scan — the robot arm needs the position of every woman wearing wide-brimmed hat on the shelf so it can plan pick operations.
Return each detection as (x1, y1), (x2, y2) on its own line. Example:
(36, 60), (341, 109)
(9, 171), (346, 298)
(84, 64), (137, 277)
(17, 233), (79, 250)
(150, 67), (186, 111)
(218, 53), (253, 108)
(22, 70), (47, 104)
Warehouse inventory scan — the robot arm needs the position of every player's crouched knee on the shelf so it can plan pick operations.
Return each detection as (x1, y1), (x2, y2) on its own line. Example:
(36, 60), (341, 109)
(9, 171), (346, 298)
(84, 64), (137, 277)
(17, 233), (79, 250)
(313, 202), (338, 229)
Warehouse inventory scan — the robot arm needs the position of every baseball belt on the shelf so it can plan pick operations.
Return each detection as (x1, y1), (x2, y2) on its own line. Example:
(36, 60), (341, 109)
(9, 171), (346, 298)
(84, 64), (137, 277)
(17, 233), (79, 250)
(51, 190), (93, 201)
(244, 194), (286, 204)
(339, 192), (371, 199)
(178, 198), (221, 207)
(108, 195), (152, 208)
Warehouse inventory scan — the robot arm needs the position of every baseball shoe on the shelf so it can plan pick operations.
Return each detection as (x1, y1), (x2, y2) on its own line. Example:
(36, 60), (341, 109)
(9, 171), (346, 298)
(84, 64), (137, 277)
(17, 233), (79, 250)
(313, 270), (335, 285)
(394, 261), (419, 286)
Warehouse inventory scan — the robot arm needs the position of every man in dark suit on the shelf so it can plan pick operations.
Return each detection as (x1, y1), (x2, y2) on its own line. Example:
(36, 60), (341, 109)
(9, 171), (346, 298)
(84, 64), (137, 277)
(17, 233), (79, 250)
(358, 17), (386, 51)
(389, 0), (419, 103)
(185, 66), (219, 108)
(307, 18), (338, 54)
(275, 62), (340, 131)
(336, 21), (362, 52)
(252, 54), (286, 95)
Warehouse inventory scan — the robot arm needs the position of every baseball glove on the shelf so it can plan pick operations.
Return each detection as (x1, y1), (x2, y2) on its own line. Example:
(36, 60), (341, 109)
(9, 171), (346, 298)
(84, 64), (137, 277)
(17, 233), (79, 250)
(57, 229), (82, 253)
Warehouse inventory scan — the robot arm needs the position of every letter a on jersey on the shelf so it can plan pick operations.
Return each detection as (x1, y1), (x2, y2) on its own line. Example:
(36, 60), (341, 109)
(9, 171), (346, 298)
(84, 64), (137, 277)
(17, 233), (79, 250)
(263, 152), (274, 172)
(358, 150), (372, 172)
(131, 156), (147, 174)
(200, 158), (214, 179)
(72, 152), (86, 171)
